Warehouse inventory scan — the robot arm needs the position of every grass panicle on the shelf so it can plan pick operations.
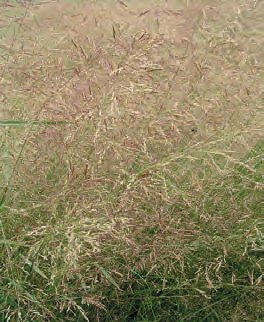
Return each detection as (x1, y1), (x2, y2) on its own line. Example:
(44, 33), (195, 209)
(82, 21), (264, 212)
(0, 0), (263, 321)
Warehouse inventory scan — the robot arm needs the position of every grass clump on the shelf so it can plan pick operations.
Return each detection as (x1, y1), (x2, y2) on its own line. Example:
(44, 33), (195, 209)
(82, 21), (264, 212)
(0, 0), (263, 321)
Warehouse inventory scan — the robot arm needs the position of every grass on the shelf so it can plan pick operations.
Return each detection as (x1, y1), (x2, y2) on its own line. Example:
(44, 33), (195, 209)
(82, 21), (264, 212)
(0, 0), (263, 321)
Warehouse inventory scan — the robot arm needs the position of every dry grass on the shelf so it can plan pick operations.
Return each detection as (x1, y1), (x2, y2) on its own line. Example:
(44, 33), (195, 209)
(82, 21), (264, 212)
(0, 0), (263, 321)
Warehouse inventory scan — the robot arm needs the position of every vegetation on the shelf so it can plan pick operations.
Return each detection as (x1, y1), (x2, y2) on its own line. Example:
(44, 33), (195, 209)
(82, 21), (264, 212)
(0, 0), (263, 321)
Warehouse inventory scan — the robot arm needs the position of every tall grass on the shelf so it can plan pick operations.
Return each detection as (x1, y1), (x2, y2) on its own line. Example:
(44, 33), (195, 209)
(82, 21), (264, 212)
(0, 0), (263, 321)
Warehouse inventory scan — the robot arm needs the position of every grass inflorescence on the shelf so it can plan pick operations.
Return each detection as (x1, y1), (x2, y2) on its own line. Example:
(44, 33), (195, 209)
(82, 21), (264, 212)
(0, 0), (263, 321)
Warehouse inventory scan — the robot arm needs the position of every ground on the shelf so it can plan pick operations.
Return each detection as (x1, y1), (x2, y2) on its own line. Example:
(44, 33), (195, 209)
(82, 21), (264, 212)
(0, 0), (263, 321)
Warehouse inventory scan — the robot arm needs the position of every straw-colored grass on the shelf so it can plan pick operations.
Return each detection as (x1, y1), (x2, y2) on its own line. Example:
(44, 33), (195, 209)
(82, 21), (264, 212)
(0, 0), (263, 321)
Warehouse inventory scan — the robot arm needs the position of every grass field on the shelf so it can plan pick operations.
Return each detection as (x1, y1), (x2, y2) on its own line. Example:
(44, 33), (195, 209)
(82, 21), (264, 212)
(0, 0), (263, 321)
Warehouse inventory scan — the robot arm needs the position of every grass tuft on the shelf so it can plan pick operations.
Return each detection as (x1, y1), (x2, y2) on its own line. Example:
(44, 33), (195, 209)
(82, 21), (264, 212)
(0, 0), (263, 321)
